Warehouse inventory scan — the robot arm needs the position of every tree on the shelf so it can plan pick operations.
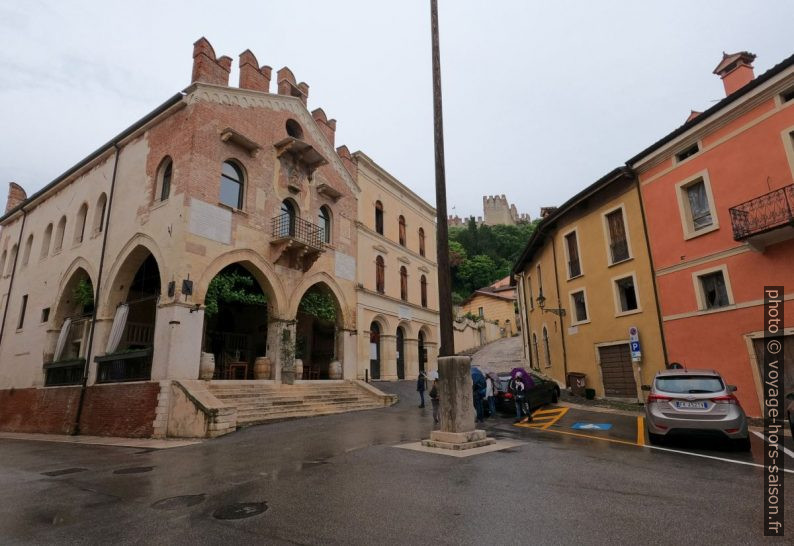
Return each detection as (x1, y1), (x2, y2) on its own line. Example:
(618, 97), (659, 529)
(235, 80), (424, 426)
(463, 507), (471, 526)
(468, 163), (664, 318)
(458, 254), (499, 294)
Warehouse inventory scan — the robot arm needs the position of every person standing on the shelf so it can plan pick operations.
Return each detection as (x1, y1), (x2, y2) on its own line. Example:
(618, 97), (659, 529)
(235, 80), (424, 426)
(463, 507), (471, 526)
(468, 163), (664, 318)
(417, 371), (427, 408)
(485, 374), (496, 418)
(472, 367), (486, 424)
(429, 379), (440, 424)
(508, 371), (532, 424)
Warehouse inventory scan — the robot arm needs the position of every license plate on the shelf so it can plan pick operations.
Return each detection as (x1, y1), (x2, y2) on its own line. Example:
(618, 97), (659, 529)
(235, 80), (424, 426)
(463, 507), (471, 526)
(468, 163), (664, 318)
(674, 401), (708, 409)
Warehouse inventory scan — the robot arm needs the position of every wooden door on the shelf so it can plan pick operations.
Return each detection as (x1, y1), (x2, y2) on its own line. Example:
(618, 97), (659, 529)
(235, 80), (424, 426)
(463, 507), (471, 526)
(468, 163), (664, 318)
(598, 344), (637, 397)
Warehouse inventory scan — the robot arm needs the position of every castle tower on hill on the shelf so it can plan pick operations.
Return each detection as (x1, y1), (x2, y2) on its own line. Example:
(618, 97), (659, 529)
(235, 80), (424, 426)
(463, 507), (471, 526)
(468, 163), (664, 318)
(448, 195), (530, 227)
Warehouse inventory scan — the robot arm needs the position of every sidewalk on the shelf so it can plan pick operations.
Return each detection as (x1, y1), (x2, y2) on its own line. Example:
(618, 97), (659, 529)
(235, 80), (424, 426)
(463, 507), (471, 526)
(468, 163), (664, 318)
(0, 432), (200, 449)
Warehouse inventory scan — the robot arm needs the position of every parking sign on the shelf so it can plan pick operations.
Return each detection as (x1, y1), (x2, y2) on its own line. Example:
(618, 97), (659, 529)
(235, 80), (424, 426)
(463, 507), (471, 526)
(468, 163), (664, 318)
(629, 327), (642, 361)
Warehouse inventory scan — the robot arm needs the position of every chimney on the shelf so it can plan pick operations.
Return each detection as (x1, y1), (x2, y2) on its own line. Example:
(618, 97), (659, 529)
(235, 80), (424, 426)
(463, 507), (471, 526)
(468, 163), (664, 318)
(191, 37), (232, 86)
(277, 67), (309, 105)
(713, 51), (756, 96)
(238, 49), (272, 93)
(686, 110), (702, 123)
(336, 145), (357, 178)
(5, 182), (27, 213)
(312, 108), (337, 147)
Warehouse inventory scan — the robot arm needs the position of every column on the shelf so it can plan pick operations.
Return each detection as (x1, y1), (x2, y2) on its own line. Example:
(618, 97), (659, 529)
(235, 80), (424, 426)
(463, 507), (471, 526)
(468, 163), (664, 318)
(404, 338), (419, 379)
(424, 341), (438, 376)
(86, 316), (113, 385)
(341, 328), (357, 379)
(380, 334), (397, 380)
(267, 317), (295, 384)
(150, 303), (205, 381)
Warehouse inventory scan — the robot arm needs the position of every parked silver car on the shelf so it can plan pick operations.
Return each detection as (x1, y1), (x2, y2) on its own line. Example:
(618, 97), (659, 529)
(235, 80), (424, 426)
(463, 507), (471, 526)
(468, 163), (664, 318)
(642, 368), (750, 451)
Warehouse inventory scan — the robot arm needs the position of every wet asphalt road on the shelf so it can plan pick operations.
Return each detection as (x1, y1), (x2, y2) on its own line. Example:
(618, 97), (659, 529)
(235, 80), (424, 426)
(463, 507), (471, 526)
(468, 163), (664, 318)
(1, 380), (792, 545)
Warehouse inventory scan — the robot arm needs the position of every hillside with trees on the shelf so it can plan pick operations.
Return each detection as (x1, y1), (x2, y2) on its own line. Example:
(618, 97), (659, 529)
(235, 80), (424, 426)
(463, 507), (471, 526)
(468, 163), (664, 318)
(448, 218), (539, 304)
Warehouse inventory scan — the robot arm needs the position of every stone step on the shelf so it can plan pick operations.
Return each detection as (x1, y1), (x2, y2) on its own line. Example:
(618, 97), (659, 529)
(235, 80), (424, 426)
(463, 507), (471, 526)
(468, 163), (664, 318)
(209, 388), (362, 398)
(236, 403), (382, 425)
(235, 400), (381, 416)
(233, 397), (374, 412)
(221, 394), (364, 406)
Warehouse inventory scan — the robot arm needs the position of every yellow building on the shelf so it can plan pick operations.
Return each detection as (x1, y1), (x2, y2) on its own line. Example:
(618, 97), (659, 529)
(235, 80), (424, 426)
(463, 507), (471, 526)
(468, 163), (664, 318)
(512, 168), (666, 401)
(460, 277), (518, 337)
(352, 152), (439, 381)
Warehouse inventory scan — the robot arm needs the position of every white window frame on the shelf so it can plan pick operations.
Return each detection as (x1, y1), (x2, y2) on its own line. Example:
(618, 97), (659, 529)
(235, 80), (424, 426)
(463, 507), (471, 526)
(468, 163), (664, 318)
(562, 227), (583, 280)
(611, 271), (642, 317)
(601, 204), (633, 266)
(675, 170), (719, 240)
(691, 264), (734, 312)
(568, 288), (590, 326)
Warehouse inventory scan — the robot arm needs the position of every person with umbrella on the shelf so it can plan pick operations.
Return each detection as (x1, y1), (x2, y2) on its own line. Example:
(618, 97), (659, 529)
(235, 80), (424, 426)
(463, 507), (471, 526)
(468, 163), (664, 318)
(471, 366), (487, 424)
(508, 367), (534, 424)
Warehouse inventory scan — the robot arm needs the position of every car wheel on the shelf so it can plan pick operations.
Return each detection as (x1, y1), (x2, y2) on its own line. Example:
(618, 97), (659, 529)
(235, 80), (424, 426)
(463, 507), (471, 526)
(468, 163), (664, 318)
(734, 437), (752, 452)
(551, 388), (559, 404)
(647, 432), (664, 445)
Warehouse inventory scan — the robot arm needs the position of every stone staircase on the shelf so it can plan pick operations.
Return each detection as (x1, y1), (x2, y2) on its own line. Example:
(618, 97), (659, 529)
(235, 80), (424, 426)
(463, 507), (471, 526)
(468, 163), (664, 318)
(207, 380), (396, 428)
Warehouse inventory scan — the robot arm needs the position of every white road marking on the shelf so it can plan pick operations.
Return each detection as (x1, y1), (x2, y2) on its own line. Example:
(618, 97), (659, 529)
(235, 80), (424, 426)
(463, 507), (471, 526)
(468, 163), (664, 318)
(645, 442), (794, 474)
(751, 430), (794, 460)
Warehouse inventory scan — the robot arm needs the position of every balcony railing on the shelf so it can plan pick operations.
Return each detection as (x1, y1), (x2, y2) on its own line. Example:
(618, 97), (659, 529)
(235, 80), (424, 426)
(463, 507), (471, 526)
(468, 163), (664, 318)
(96, 348), (153, 383)
(729, 184), (794, 240)
(271, 213), (325, 250)
(44, 358), (85, 387)
(610, 239), (630, 263)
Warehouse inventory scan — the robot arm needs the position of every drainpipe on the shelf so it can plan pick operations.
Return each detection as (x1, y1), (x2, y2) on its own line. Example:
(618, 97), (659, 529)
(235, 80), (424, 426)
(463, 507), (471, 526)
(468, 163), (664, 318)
(72, 143), (121, 435)
(550, 239), (568, 378)
(634, 176), (669, 366)
(0, 207), (28, 347)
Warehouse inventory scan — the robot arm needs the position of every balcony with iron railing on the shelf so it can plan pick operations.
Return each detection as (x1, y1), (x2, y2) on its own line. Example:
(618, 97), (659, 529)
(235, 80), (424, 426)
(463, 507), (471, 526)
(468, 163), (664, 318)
(270, 213), (326, 271)
(729, 184), (794, 250)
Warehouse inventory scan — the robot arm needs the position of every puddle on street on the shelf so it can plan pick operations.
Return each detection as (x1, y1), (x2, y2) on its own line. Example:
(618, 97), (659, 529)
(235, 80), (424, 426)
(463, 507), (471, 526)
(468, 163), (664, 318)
(150, 494), (206, 510)
(41, 468), (87, 477)
(113, 466), (154, 475)
(213, 501), (268, 520)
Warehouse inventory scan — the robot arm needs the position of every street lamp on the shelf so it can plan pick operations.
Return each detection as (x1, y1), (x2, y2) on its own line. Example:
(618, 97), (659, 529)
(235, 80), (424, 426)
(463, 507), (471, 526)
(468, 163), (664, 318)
(536, 288), (566, 317)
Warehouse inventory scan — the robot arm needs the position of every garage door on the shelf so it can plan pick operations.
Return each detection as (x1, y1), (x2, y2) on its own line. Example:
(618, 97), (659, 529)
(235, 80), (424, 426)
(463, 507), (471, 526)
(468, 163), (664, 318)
(598, 344), (637, 397)
(752, 335), (793, 395)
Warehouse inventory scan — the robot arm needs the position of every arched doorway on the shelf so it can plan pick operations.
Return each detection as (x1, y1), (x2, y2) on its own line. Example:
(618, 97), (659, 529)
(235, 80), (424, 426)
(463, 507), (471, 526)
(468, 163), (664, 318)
(396, 326), (405, 380)
(97, 252), (160, 383)
(369, 322), (381, 380)
(203, 263), (268, 379)
(295, 283), (342, 379)
(45, 267), (95, 386)
(418, 330), (427, 374)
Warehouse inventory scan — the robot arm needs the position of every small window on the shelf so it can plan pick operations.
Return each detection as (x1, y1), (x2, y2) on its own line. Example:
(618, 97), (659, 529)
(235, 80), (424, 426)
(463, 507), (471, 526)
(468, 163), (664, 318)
(286, 119), (303, 139)
(0, 250), (6, 277)
(54, 216), (66, 252)
(41, 307), (50, 323)
(527, 276), (534, 310)
(375, 256), (385, 294)
(565, 231), (581, 278)
(94, 193), (107, 234)
(22, 234), (33, 267)
(17, 294), (27, 330)
(219, 161), (244, 209)
(398, 215), (406, 246)
(478, 306), (484, 318)
(605, 209), (630, 264)
(74, 203), (88, 244)
(418, 228), (426, 257)
(781, 87), (794, 103)
(158, 158), (173, 201)
(420, 274), (427, 307)
(400, 266), (408, 301)
(531, 332), (539, 369)
(675, 143), (700, 162)
(571, 290), (588, 323)
(318, 206), (331, 244)
(542, 327), (551, 368)
(699, 271), (730, 309)
(686, 181), (713, 231)
(615, 276), (638, 313)
(375, 201), (384, 235)
(40, 223), (53, 259)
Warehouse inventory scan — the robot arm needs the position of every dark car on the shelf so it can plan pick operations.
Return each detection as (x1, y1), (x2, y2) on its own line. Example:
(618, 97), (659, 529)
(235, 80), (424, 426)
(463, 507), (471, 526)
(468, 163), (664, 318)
(492, 372), (560, 415)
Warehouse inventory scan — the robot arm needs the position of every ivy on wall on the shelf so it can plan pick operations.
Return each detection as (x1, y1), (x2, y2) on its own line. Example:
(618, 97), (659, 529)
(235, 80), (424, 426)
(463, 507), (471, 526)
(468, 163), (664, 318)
(298, 291), (337, 322)
(204, 271), (267, 317)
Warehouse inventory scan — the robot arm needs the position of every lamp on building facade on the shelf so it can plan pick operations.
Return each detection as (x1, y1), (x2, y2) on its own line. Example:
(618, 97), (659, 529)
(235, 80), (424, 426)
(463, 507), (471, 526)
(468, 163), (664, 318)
(536, 288), (565, 317)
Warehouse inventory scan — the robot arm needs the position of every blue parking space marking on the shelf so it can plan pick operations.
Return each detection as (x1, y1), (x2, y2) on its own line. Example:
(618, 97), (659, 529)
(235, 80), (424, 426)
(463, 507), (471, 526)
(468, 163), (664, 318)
(571, 422), (612, 431)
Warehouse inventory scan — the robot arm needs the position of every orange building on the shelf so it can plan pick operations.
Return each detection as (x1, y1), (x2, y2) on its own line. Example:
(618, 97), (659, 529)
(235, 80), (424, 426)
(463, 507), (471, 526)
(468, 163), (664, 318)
(628, 52), (794, 416)
(460, 276), (518, 336)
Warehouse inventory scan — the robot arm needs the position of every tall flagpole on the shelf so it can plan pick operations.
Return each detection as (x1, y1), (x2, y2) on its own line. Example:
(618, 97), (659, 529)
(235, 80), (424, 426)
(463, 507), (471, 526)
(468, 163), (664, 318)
(430, 0), (454, 357)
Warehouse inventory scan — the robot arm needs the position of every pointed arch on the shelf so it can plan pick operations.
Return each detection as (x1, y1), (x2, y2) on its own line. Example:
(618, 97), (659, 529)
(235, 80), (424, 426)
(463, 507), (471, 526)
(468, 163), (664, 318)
(101, 234), (167, 317)
(288, 272), (353, 329)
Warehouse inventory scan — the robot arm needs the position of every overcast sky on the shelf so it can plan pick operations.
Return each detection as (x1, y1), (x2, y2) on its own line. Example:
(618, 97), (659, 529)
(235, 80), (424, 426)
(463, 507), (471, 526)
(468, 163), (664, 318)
(1, 1), (792, 219)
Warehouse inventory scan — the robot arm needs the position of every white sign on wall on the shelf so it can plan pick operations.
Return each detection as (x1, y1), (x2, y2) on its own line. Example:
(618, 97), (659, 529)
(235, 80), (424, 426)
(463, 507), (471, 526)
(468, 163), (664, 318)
(399, 305), (412, 320)
(334, 252), (356, 281)
(189, 200), (232, 245)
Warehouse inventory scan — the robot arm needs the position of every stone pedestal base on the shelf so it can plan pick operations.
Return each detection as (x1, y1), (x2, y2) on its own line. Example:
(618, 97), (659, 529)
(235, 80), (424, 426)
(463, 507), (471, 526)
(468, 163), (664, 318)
(421, 429), (496, 451)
